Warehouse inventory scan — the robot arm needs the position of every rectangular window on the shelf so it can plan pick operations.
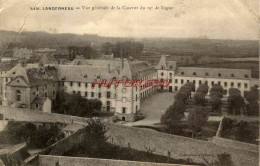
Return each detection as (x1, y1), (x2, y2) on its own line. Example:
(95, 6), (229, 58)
(85, 83), (88, 87)
(45, 92), (47, 97)
(78, 82), (81, 87)
(98, 92), (101, 98)
(70, 82), (73, 86)
(218, 81), (221, 85)
(107, 101), (110, 106)
(231, 82), (234, 87)
(73, 91), (76, 94)
(169, 79), (172, 83)
(85, 92), (88, 97)
(36, 86), (39, 91)
(91, 92), (94, 97)
(224, 82), (227, 87)
(244, 83), (248, 88)
(175, 86), (178, 91)
(205, 81), (208, 85)
(211, 81), (214, 85)
(122, 107), (126, 113)
(187, 80), (190, 83)
(107, 92), (111, 98)
(238, 83), (241, 88)
(193, 80), (196, 84)
(136, 95), (138, 101)
(122, 88), (126, 93)
(181, 79), (184, 84)
(175, 79), (178, 83)
(199, 80), (202, 84)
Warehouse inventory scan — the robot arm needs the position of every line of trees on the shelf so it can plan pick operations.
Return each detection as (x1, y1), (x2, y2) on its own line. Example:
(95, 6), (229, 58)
(53, 91), (102, 117)
(161, 83), (195, 134)
(228, 86), (259, 116)
(209, 84), (225, 114)
(188, 83), (209, 133)
(101, 41), (144, 58)
(0, 122), (64, 148)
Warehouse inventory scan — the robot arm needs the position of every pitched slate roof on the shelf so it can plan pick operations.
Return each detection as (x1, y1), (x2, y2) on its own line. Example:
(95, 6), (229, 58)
(3, 63), (59, 87)
(175, 67), (251, 79)
(128, 61), (156, 78)
(155, 55), (168, 70)
(57, 65), (119, 83)
(70, 58), (122, 70)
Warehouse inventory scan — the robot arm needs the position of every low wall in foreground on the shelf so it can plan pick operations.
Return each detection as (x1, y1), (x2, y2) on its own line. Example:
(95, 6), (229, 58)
(105, 123), (258, 166)
(27, 155), (182, 166)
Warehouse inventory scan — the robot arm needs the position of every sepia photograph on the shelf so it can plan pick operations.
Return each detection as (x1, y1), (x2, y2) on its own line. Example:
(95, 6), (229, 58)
(0, 0), (259, 165)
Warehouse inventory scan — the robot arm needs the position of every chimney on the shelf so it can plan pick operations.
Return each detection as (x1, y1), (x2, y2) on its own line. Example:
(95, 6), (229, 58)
(108, 64), (111, 73)
(121, 57), (124, 69)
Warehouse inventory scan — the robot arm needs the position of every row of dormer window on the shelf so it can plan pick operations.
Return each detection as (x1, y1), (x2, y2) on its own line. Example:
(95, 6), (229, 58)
(180, 71), (249, 78)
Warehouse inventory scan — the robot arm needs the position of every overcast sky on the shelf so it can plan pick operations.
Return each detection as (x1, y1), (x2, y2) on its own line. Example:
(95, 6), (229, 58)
(0, 0), (258, 40)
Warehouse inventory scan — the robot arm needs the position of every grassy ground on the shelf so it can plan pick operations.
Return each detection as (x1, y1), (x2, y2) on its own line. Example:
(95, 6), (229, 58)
(63, 142), (202, 165)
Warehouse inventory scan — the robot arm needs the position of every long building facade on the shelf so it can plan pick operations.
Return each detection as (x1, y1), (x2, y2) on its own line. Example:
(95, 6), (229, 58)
(1, 56), (254, 122)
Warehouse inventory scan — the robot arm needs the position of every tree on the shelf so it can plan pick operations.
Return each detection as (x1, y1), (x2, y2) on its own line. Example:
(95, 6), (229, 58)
(210, 84), (224, 98)
(227, 94), (245, 115)
(161, 100), (185, 134)
(53, 92), (102, 117)
(244, 86), (259, 116)
(210, 96), (222, 114)
(209, 84), (224, 114)
(187, 106), (209, 132)
(228, 88), (241, 96)
(196, 83), (209, 95)
(194, 92), (206, 106)
(101, 42), (114, 54)
(82, 119), (109, 156)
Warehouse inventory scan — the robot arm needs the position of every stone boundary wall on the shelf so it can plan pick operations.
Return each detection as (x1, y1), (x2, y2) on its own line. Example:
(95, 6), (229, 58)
(0, 106), (89, 124)
(0, 143), (29, 166)
(105, 123), (258, 166)
(38, 128), (85, 156)
(26, 155), (183, 166)
(215, 116), (225, 137)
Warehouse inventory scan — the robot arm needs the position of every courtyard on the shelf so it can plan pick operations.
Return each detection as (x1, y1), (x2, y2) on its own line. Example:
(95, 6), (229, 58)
(125, 92), (176, 126)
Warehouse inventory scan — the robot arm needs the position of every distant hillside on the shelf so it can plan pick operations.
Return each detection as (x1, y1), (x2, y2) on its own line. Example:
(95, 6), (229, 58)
(0, 30), (258, 58)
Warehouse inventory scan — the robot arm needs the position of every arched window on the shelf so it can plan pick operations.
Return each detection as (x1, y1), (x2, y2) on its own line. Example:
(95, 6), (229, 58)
(193, 72), (196, 76)
(231, 74), (234, 77)
(205, 72), (209, 76)
(181, 72), (185, 75)
(245, 74), (248, 78)
(16, 90), (21, 101)
(218, 73), (221, 77)
(161, 72), (164, 76)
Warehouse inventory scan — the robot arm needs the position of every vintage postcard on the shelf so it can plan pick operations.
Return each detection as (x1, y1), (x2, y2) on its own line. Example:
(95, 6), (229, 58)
(0, 0), (259, 165)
